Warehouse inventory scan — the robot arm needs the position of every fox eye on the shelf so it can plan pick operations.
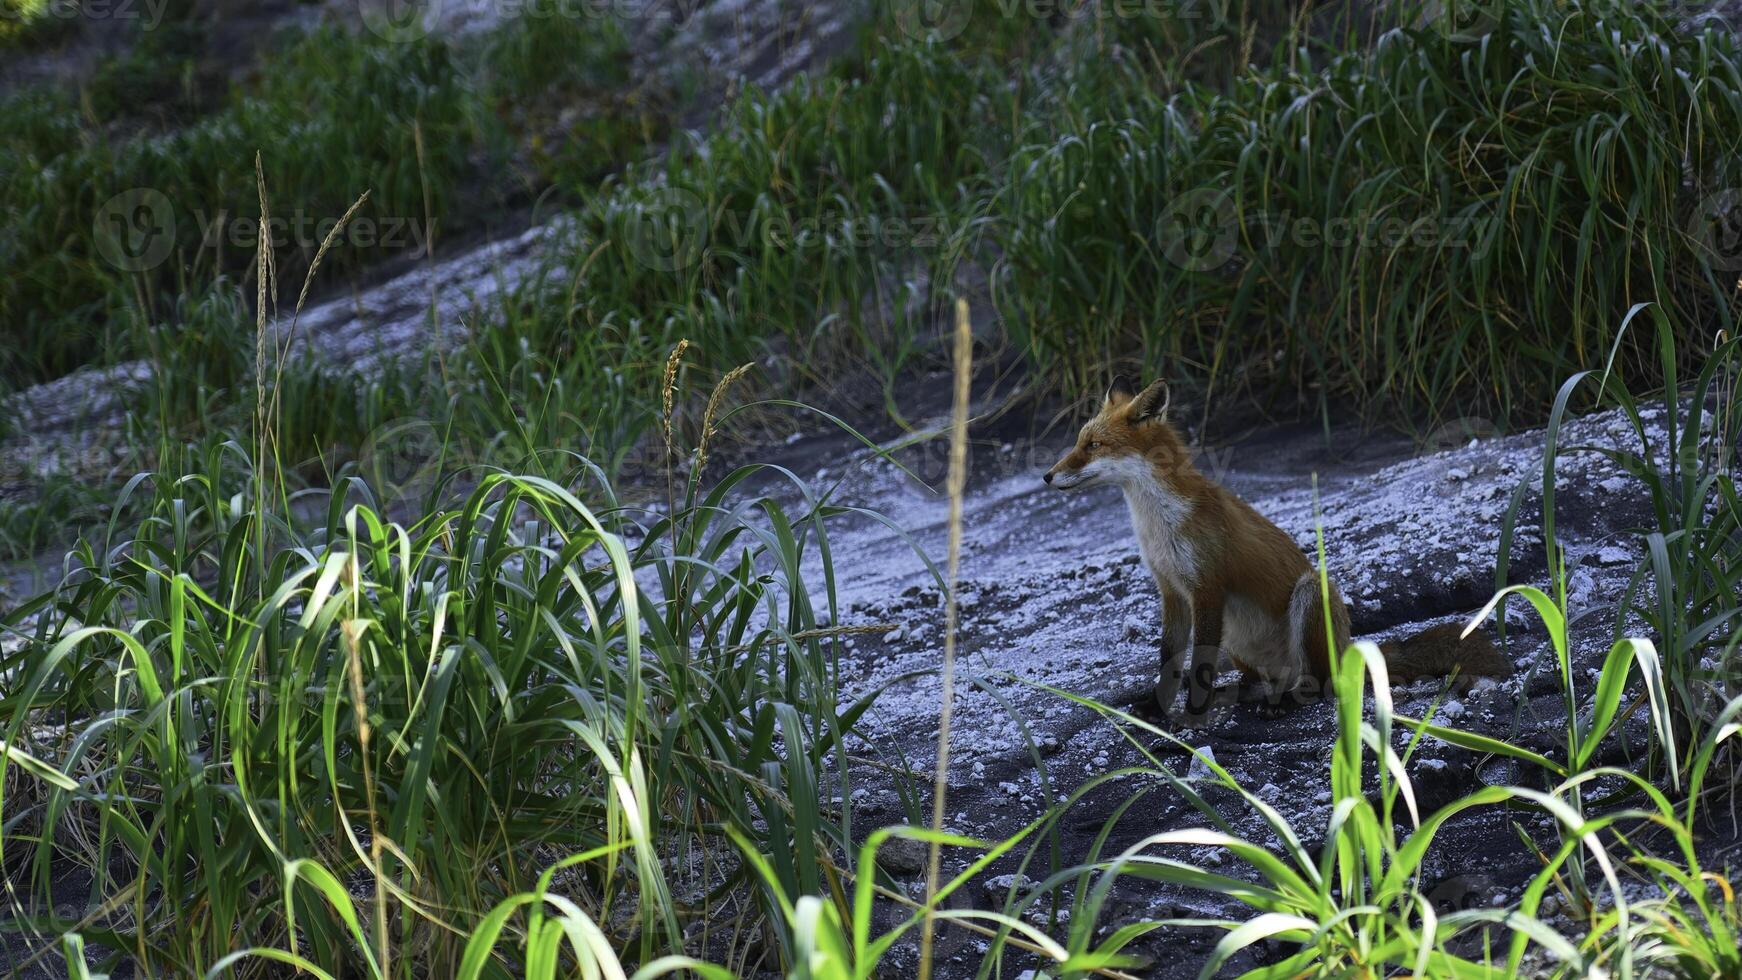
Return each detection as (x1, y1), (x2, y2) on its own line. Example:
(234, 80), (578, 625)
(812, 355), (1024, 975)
(1086, 441), (1102, 452)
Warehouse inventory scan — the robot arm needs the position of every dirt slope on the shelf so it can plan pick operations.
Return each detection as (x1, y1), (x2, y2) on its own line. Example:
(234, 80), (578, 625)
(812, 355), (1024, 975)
(747, 386), (1701, 976)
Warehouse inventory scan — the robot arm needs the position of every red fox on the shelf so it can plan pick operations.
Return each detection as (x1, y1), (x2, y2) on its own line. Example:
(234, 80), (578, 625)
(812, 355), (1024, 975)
(1044, 377), (1512, 719)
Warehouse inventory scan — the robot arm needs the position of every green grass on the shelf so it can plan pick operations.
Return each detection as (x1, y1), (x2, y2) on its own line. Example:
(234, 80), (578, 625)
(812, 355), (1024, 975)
(464, 0), (1742, 434)
(0, 25), (476, 383)
(0, 6), (677, 555)
(8, 283), (1738, 978)
(0, 0), (74, 49)
(9, 435), (1738, 976)
(0, 10), (655, 387)
(15, 0), (1741, 416)
(1506, 308), (1742, 785)
(0, 363), (933, 976)
(511, 38), (1017, 429)
(81, 17), (218, 127)
(0, 481), (108, 564)
(996, 0), (1742, 424)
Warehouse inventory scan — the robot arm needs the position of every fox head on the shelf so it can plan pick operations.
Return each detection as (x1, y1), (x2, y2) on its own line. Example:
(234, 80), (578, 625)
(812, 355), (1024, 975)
(1044, 376), (1189, 491)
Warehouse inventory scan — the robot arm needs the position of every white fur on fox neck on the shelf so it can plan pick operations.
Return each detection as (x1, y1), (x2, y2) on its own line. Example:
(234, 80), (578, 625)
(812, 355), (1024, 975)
(1073, 455), (1200, 589)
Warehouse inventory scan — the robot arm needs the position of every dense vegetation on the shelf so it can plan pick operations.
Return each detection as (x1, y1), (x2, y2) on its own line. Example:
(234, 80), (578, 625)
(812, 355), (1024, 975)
(8, 1), (1740, 413)
(0, 0), (1739, 976)
(0, 9), (655, 384)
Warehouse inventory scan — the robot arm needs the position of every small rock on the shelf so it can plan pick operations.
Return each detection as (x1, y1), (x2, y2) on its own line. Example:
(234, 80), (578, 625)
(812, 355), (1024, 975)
(1186, 746), (1218, 781)
(983, 873), (1031, 903)
(879, 837), (927, 875)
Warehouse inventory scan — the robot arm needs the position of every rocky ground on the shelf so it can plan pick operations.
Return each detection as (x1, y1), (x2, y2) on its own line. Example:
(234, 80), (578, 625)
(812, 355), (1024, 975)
(1, 361), (1727, 975)
(0, 0), (867, 512)
(0, 0), (862, 94)
(738, 381), (1727, 977)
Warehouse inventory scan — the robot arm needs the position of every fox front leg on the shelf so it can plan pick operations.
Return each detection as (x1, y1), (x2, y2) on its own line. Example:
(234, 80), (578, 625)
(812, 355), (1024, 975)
(1153, 588), (1193, 713)
(1178, 593), (1225, 724)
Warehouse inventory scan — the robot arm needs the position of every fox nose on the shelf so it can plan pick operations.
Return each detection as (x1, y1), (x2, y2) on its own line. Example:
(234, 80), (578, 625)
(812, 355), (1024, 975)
(1043, 471), (1054, 485)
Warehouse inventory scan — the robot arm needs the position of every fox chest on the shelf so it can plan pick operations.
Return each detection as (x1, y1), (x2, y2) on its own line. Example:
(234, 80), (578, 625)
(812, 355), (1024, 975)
(1124, 487), (1199, 591)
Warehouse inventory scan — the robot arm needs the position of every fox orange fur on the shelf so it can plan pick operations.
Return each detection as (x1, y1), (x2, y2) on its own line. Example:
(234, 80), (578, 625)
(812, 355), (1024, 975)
(1044, 377), (1511, 718)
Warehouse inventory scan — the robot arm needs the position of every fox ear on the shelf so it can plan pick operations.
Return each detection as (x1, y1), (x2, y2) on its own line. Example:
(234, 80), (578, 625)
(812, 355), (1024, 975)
(1129, 380), (1171, 422)
(1105, 374), (1137, 405)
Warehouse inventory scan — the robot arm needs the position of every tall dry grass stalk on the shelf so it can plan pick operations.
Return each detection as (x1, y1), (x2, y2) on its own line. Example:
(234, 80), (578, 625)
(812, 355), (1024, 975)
(342, 614), (390, 976)
(696, 362), (753, 484)
(247, 154), (279, 682)
(268, 190), (369, 453)
(1715, 329), (1734, 467)
(662, 339), (690, 521)
(246, 154), (367, 513)
(918, 297), (974, 980)
(413, 118), (451, 387)
(252, 155), (276, 538)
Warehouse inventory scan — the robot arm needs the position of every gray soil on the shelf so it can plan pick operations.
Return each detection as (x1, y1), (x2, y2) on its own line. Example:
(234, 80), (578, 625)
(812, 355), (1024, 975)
(739, 381), (1736, 977)
(4, 371), (1731, 974)
(0, 0), (866, 521)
